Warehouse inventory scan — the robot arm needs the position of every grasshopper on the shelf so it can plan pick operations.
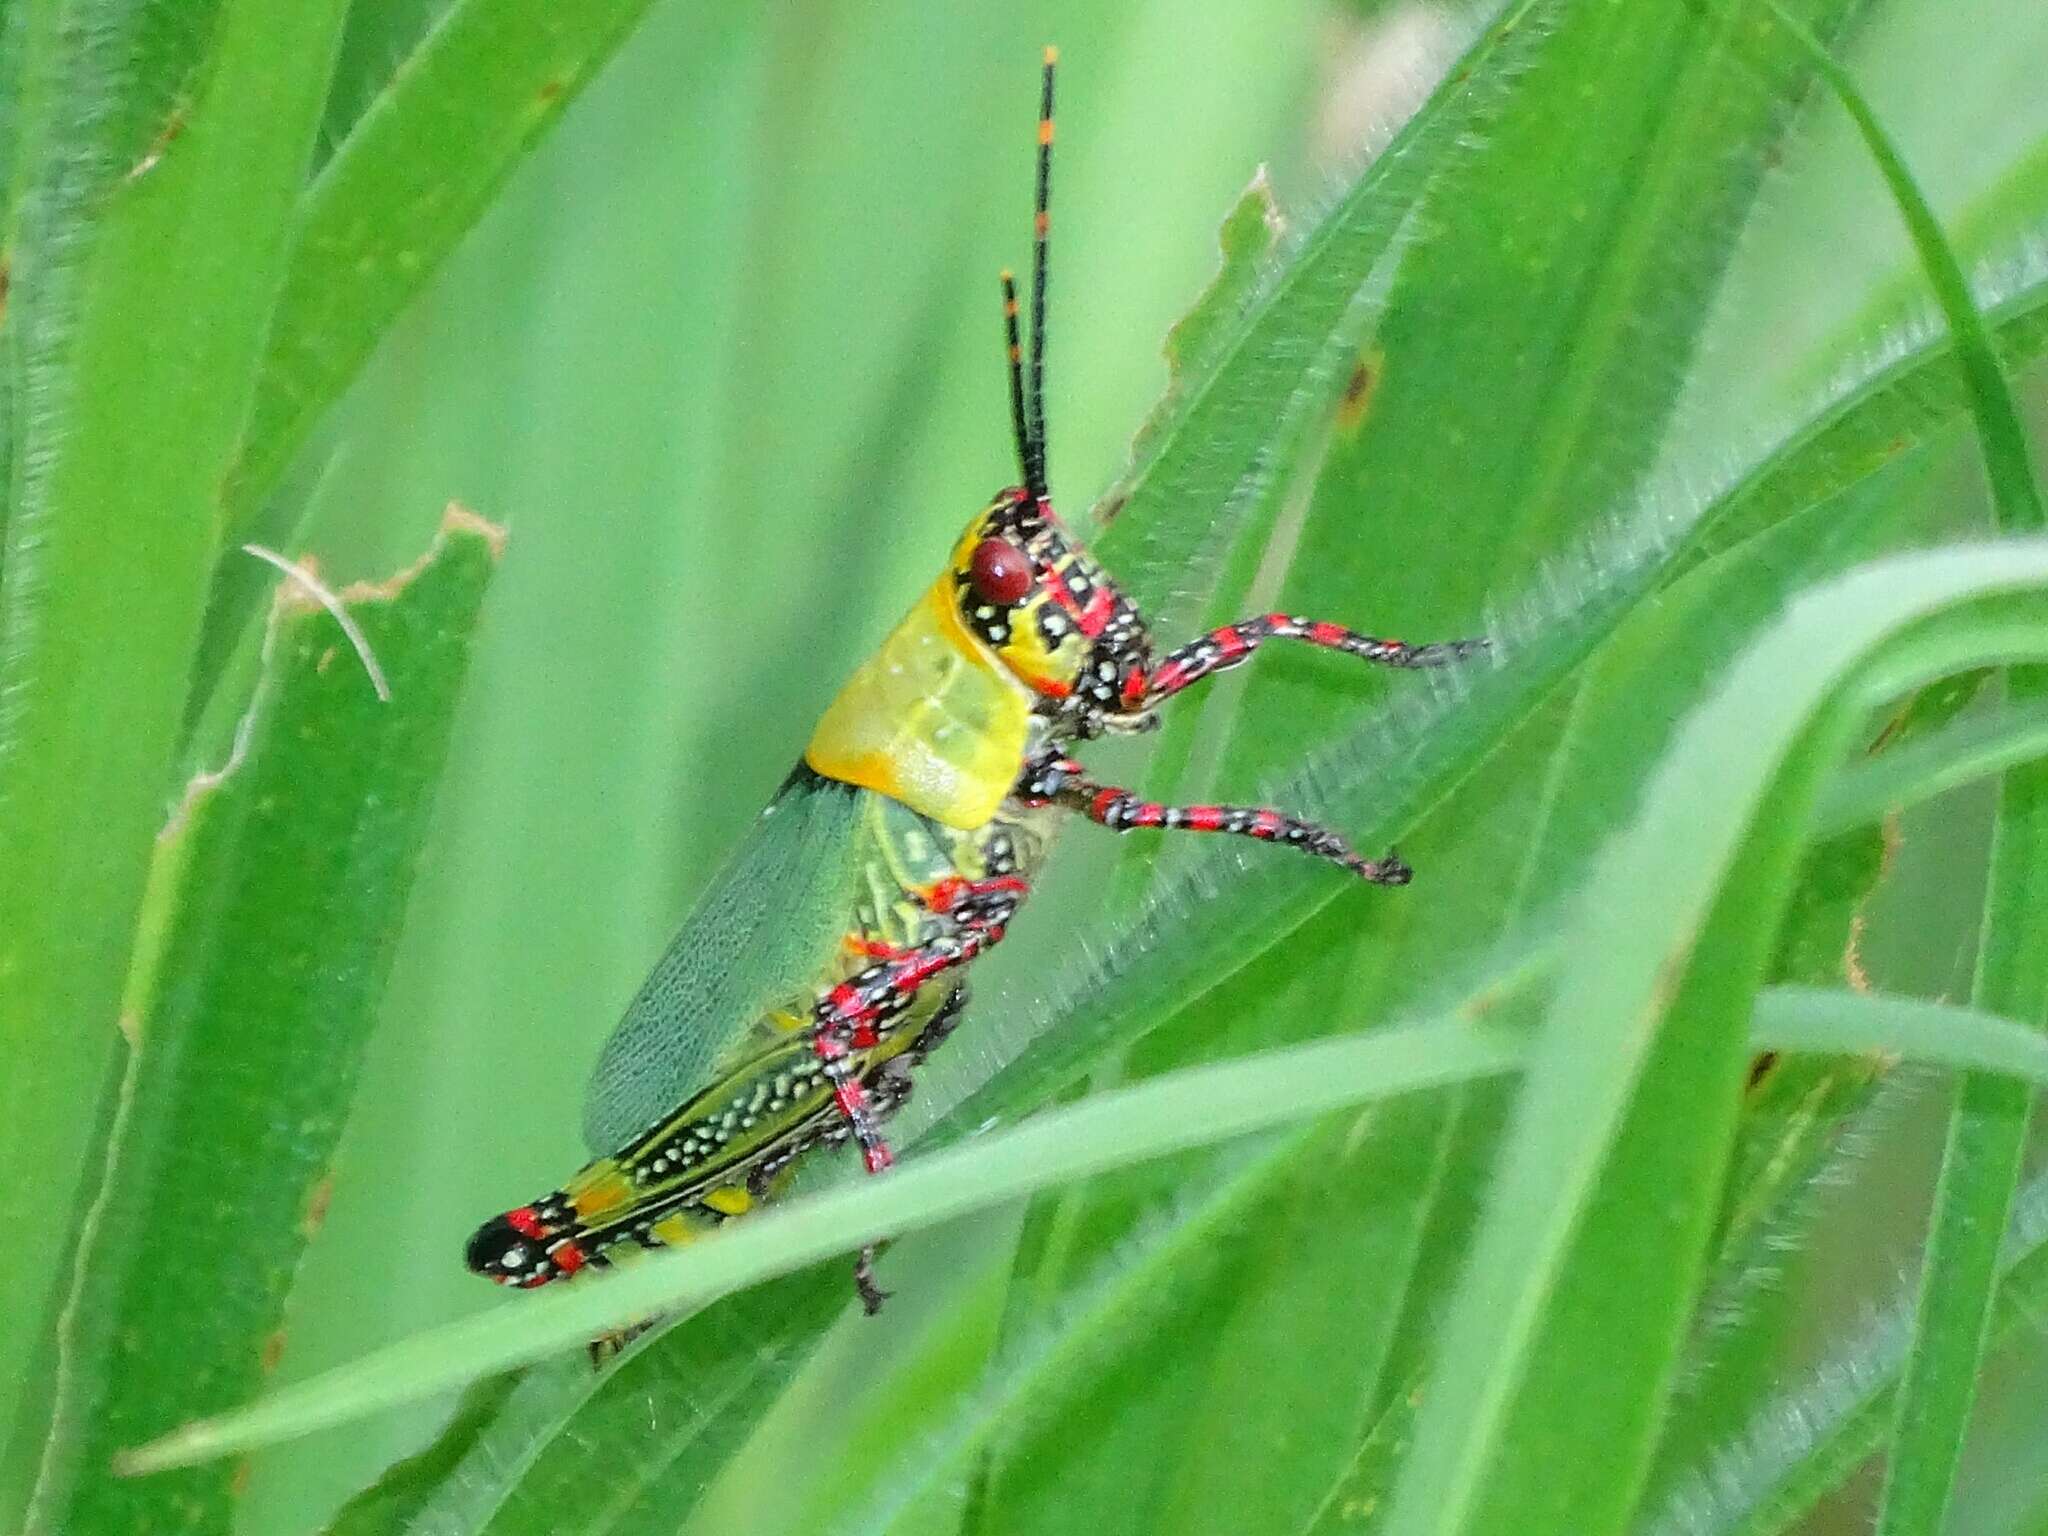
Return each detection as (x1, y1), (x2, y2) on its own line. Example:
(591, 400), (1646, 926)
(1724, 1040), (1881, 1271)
(466, 49), (1484, 1313)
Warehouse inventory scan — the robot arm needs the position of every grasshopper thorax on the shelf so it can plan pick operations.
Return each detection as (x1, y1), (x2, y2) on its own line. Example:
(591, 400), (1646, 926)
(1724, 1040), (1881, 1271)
(803, 488), (1150, 829)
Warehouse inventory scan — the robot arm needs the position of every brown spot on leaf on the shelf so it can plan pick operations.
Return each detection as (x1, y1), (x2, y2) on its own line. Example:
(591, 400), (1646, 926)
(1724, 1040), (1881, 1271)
(301, 1174), (335, 1239)
(538, 78), (565, 103)
(260, 1329), (288, 1373)
(1337, 351), (1382, 433)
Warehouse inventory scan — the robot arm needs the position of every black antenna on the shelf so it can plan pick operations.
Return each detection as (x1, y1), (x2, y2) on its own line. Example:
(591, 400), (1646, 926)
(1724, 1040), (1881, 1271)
(1001, 269), (1032, 492)
(1025, 47), (1056, 499)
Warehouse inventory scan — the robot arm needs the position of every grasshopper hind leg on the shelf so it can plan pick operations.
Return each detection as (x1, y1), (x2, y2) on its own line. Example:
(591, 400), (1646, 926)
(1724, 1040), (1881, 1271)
(834, 982), (970, 1314)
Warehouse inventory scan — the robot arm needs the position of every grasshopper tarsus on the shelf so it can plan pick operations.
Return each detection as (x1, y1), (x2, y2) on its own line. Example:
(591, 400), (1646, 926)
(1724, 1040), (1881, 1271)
(854, 1245), (891, 1315)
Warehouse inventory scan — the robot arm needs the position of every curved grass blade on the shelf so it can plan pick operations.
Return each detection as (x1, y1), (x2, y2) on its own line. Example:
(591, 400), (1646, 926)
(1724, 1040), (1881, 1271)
(1814, 695), (2048, 833)
(1378, 542), (2048, 1536)
(122, 1017), (1528, 1474)
(27, 511), (501, 1536)
(1753, 0), (2043, 534)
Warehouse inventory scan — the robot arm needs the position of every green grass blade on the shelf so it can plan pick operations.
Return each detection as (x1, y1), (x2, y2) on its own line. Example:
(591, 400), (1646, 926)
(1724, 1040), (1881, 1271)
(120, 1018), (1527, 1474)
(0, 0), (349, 1476)
(1378, 542), (2048, 1536)
(1742, 16), (2048, 1530)
(28, 511), (500, 1535)
(1091, 0), (1549, 608)
(1638, 1166), (2048, 1536)
(1754, 986), (2048, 1077)
(1642, 812), (1895, 1493)
(1883, 750), (2048, 1535)
(1814, 696), (2048, 833)
(226, 0), (696, 532)
(1754, 0), (2045, 535)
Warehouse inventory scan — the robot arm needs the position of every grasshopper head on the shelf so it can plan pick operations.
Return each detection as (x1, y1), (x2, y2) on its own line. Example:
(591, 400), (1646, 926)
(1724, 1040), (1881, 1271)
(946, 488), (1151, 735)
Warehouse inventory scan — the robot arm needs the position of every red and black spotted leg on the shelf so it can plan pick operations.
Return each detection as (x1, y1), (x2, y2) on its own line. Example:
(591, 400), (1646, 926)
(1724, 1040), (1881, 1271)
(1020, 751), (1411, 885)
(807, 880), (1029, 1311)
(1117, 613), (1487, 721)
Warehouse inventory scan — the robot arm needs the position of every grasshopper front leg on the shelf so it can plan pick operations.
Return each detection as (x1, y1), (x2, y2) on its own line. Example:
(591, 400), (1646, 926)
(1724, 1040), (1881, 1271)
(1117, 614), (1486, 723)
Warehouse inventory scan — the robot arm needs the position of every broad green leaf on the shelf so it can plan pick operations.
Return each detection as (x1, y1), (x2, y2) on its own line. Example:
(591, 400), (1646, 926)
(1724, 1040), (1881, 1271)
(29, 510), (500, 1535)
(0, 0), (349, 1495)
(1091, 0), (1549, 613)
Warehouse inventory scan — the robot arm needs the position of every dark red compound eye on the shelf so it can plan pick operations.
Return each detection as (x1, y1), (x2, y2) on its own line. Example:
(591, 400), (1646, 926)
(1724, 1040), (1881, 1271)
(969, 537), (1034, 606)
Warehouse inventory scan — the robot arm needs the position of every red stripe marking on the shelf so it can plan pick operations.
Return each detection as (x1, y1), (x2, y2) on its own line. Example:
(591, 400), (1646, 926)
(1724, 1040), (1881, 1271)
(506, 1205), (545, 1239)
(864, 1143), (895, 1173)
(1187, 806), (1224, 831)
(1121, 668), (1147, 705)
(1253, 810), (1282, 834)
(851, 1022), (880, 1049)
(1090, 789), (1120, 821)
(1134, 804), (1166, 828)
(1078, 588), (1115, 636)
(1309, 621), (1348, 646)
(1215, 628), (1249, 657)
(550, 1240), (587, 1276)
(1263, 612), (1291, 628)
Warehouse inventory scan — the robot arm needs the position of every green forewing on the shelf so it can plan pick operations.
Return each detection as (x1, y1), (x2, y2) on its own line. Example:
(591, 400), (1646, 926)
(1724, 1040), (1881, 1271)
(581, 768), (869, 1153)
